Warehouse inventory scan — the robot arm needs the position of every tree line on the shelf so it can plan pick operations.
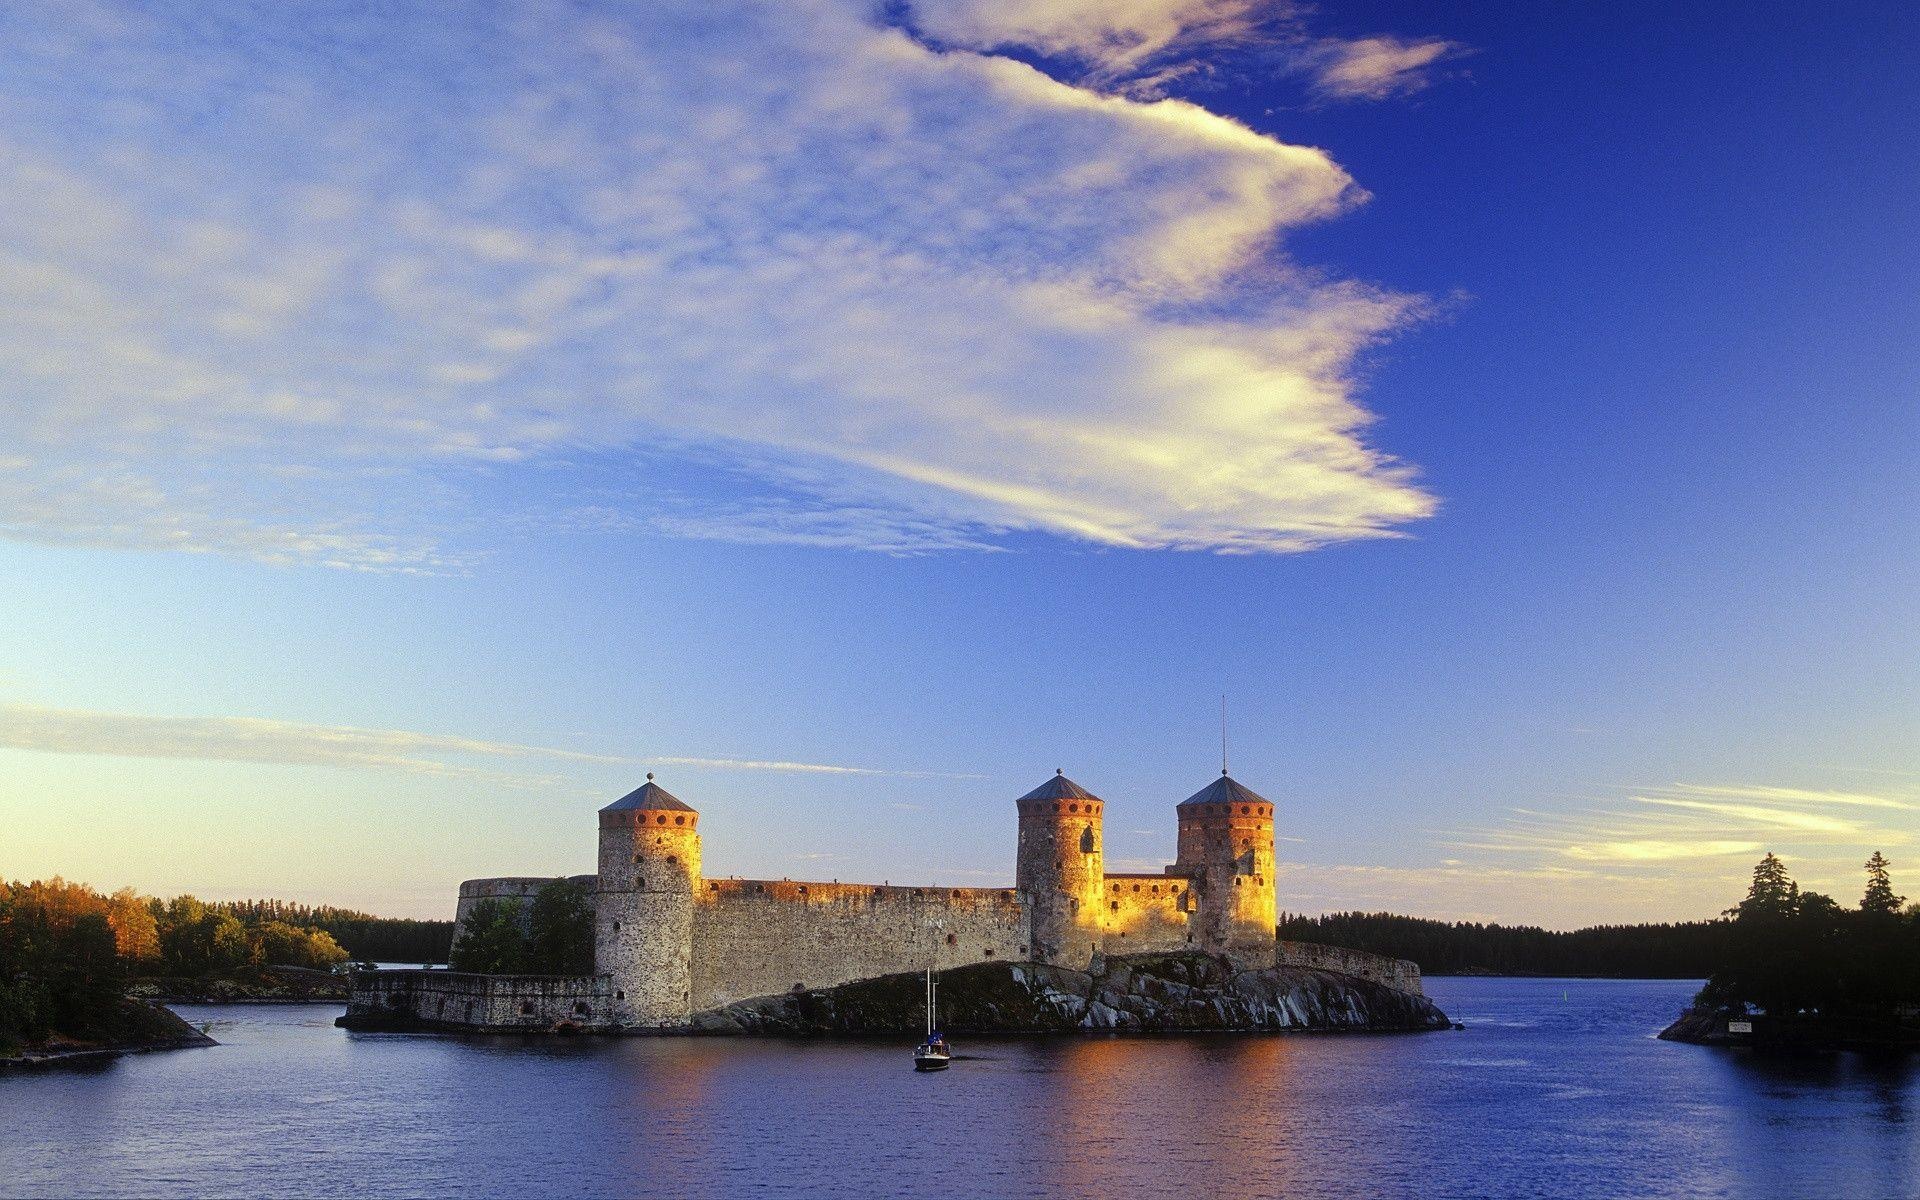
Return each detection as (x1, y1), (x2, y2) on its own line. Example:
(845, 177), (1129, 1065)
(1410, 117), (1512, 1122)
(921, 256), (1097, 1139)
(1278, 911), (1735, 977)
(1281, 853), (1915, 991)
(1696, 851), (1918, 1017)
(0, 877), (457, 1053)
(206, 899), (454, 965)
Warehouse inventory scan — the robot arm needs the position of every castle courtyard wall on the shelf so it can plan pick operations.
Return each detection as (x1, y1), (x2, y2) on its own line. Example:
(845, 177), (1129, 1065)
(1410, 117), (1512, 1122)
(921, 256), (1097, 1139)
(690, 880), (1027, 1009)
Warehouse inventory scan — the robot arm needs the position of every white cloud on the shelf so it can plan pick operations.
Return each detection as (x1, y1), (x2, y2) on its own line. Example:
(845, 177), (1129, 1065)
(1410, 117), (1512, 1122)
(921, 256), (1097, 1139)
(1301, 35), (1460, 102)
(901, 0), (1264, 87)
(0, 703), (959, 781)
(0, 0), (1438, 566)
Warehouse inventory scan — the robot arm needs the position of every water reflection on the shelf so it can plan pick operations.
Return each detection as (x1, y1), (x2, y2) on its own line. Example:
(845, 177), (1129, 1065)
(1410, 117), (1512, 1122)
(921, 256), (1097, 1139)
(2, 982), (1915, 1200)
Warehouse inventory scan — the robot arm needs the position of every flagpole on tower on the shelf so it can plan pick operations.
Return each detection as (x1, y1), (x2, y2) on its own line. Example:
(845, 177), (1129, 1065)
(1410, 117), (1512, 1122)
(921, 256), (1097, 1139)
(1221, 694), (1228, 777)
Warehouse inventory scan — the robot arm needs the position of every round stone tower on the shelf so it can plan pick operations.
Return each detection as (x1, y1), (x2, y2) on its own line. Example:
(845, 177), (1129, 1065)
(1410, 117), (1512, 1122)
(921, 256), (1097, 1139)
(1015, 770), (1105, 970)
(1174, 772), (1277, 966)
(597, 774), (700, 1027)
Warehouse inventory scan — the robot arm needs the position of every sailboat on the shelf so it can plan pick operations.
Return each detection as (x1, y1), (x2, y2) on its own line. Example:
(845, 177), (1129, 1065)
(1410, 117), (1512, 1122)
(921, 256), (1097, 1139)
(913, 967), (952, 1071)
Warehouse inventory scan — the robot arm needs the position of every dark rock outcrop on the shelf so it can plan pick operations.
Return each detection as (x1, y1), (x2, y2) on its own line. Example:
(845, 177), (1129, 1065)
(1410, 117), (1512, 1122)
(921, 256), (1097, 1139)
(1, 1000), (217, 1071)
(691, 952), (1450, 1035)
(1660, 1006), (1920, 1053)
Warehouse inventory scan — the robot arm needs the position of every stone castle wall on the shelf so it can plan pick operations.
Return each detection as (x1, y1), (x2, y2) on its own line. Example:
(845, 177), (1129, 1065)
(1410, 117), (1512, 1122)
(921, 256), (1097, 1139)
(1276, 941), (1424, 996)
(690, 880), (1026, 1010)
(1100, 873), (1195, 954)
(345, 970), (613, 1031)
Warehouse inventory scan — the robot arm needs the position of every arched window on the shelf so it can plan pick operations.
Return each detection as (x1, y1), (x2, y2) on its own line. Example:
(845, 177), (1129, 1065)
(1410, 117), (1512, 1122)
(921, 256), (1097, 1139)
(1079, 827), (1095, 854)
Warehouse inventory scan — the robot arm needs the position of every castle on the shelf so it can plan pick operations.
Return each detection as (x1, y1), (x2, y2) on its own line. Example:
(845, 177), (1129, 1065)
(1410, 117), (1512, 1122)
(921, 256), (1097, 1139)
(445, 768), (1280, 1028)
(346, 767), (1422, 1032)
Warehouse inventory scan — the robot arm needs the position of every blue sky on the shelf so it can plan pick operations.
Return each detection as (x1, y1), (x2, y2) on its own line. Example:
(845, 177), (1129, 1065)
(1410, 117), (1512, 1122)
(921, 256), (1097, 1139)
(2, 0), (1914, 925)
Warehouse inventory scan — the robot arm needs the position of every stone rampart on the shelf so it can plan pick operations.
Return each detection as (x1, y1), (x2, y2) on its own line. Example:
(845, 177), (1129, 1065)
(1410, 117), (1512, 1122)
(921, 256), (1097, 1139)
(1276, 940), (1424, 996)
(341, 970), (614, 1032)
(690, 880), (1026, 1010)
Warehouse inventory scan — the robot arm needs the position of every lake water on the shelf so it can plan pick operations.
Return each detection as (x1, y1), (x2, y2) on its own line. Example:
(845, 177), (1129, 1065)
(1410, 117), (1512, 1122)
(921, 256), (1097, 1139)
(2, 978), (1915, 1198)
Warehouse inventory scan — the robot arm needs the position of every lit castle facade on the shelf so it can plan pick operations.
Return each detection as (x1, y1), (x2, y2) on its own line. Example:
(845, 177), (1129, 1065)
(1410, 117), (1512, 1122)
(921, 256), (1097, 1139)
(450, 769), (1280, 1029)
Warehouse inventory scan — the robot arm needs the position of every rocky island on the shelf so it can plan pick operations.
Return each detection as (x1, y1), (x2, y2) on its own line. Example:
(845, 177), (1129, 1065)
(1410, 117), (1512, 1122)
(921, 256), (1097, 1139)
(342, 772), (1450, 1037)
(694, 952), (1451, 1035)
(1658, 853), (1919, 1055)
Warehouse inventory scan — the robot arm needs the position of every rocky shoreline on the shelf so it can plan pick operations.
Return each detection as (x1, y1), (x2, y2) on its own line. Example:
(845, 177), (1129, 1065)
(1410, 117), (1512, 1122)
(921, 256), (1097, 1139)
(1, 1000), (217, 1072)
(1660, 1006), (1920, 1053)
(128, 965), (348, 1005)
(694, 952), (1452, 1036)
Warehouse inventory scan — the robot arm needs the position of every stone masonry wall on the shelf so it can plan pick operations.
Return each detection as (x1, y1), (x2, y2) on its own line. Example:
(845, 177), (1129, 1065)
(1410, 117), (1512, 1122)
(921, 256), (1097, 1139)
(1276, 940), (1424, 996)
(1099, 874), (1194, 954)
(345, 970), (614, 1031)
(690, 880), (1026, 1010)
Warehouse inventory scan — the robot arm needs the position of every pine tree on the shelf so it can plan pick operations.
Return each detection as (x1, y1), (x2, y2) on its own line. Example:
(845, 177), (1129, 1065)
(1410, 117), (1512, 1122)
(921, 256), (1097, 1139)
(1861, 851), (1904, 916)
(1732, 852), (1797, 921)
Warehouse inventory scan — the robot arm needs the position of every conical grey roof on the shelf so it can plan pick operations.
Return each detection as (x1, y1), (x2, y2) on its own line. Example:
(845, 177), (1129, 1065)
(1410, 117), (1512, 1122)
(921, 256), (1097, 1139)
(1178, 773), (1272, 809)
(1017, 770), (1099, 803)
(600, 774), (694, 813)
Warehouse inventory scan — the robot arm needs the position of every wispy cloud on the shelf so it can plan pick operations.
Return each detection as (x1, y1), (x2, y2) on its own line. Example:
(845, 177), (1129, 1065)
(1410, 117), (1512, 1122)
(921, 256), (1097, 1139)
(899, 3), (1463, 107)
(1437, 780), (1920, 916)
(1275, 859), (1723, 928)
(900, 0), (1267, 92)
(1298, 35), (1461, 102)
(0, 703), (960, 782)
(1664, 783), (1916, 811)
(0, 0), (1441, 567)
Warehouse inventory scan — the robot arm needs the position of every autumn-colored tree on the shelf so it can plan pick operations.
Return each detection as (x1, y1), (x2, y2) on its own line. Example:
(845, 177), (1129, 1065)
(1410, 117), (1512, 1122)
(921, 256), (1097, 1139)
(257, 921), (349, 969)
(107, 887), (160, 962)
